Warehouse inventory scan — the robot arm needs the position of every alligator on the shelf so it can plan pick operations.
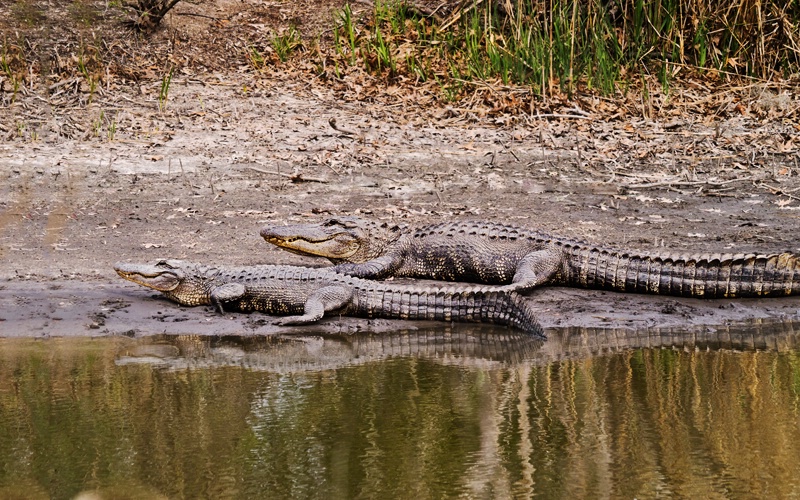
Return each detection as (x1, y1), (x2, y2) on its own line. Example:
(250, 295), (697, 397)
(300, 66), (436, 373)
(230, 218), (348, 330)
(113, 260), (544, 336)
(260, 216), (800, 298)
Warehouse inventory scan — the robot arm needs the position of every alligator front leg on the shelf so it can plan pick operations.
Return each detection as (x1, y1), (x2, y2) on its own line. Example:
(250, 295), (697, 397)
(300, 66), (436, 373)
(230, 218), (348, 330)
(332, 253), (401, 279)
(510, 246), (564, 292)
(273, 285), (355, 325)
(210, 283), (246, 313)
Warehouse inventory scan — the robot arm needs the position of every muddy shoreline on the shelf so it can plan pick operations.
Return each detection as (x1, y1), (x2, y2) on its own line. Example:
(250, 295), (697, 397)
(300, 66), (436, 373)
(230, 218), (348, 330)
(2, 76), (800, 338)
(2, 280), (799, 339)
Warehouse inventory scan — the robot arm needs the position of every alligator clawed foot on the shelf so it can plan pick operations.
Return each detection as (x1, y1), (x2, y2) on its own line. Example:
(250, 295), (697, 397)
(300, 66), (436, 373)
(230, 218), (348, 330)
(273, 316), (306, 326)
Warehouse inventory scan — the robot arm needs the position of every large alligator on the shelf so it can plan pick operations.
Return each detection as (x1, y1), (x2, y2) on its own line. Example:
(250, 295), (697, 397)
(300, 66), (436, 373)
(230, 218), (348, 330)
(260, 216), (800, 298)
(114, 260), (544, 336)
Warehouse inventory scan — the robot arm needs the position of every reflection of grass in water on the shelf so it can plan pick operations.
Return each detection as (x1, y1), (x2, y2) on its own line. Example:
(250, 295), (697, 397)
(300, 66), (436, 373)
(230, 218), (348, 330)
(2, 328), (800, 498)
(790, 351), (800, 395)
(524, 342), (800, 497)
(0, 336), (263, 499)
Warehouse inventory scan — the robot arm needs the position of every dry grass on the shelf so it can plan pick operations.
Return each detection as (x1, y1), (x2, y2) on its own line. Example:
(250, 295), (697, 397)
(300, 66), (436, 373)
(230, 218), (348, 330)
(315, 0), (800, 95)
(0, 0), (798, 115)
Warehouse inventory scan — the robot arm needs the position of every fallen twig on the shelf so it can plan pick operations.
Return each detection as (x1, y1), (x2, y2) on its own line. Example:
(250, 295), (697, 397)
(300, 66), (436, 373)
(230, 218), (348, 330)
(328, 117), (358, 136)
(529, 113), (593, 120)
(246, 166), (328, 183)
(440, 0), (479, 31)
(625, 176), (753, 189)
(754, 181), (800, 201)
(175, 12), (230, 21)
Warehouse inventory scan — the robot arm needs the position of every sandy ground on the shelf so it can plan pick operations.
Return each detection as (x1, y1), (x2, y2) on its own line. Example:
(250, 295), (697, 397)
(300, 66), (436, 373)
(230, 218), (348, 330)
(2, 70), (800, 338)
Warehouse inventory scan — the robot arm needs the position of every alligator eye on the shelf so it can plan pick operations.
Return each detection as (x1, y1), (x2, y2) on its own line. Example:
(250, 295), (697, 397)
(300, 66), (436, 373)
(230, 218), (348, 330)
(156, 260), (177, 269)
(323, 219), (341, 227)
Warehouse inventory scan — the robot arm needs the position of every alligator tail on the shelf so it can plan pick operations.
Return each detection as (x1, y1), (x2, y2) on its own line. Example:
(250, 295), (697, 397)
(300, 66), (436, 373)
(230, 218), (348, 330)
(356, 286), (545, 337)
(562, 245), (800, 298)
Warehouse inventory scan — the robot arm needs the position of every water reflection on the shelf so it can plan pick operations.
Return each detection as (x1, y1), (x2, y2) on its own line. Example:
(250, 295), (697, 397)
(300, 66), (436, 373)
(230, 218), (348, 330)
(0, 322), (799, 499)
(116, 328), (544, 371)
(117, 320), (800, 371)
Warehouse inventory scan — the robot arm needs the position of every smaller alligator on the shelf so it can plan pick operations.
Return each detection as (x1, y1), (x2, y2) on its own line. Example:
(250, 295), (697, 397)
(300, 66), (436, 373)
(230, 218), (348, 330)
(260, 216), (800, 298)
(114, 260), (544, 336)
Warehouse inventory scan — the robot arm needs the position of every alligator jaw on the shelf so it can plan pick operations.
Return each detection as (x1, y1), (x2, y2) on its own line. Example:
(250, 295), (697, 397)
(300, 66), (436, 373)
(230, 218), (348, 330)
(260, 227), (360, 259)
(114, 261), (183, 291)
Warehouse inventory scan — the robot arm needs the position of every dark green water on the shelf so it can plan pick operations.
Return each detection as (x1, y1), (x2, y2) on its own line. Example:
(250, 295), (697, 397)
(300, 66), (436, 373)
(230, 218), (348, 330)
(1, 324), (800, 499)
